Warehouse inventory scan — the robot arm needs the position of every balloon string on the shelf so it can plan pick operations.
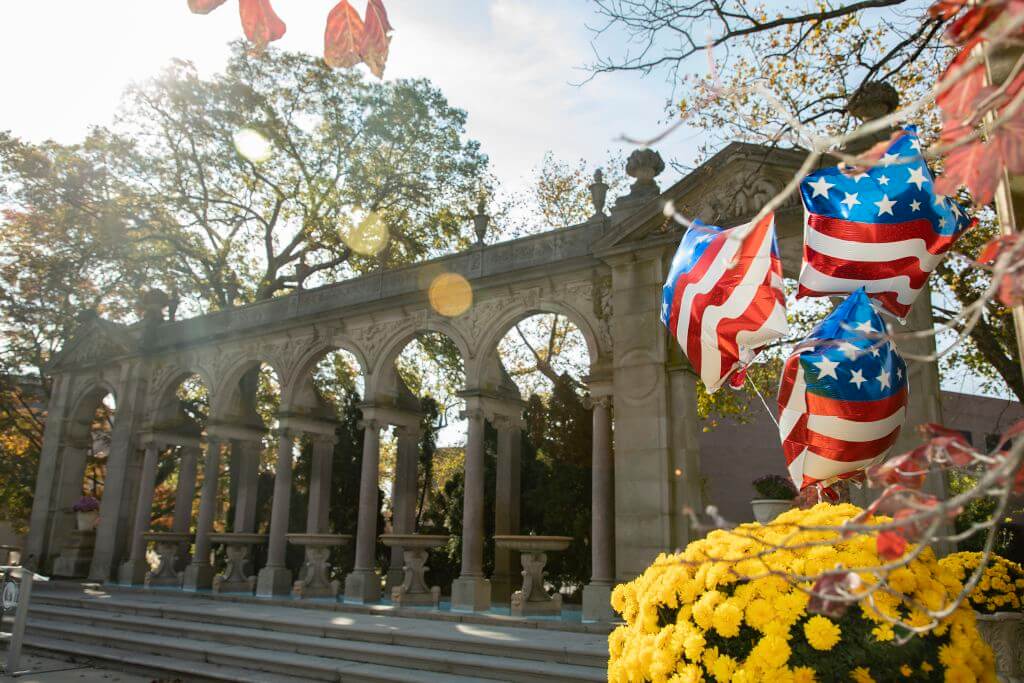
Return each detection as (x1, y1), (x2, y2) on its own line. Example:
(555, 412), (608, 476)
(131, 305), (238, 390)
(748, 375), (780, 429)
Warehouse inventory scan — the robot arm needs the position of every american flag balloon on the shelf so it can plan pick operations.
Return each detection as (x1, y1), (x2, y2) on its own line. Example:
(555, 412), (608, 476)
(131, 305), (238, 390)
(661, 212), (788, 393)
(778, 288), (909, 491)
(798, 126), (974, 318)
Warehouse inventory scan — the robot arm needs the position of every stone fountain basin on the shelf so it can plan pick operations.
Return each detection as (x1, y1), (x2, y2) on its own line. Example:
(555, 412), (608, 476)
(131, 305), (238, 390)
(493, 535), (572, 553)
(142, 532), (193, 543)
(379, 534), (450, 549)
(208, 533), (267, 545)
(286, 533), (352, 547)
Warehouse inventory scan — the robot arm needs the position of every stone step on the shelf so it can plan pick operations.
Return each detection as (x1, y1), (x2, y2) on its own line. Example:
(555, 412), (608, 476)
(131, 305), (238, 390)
(26, 619), (490, 682)
(31, 589), (607, 669)
(28, 605), (605, 683)
(23, 633), (308, 683)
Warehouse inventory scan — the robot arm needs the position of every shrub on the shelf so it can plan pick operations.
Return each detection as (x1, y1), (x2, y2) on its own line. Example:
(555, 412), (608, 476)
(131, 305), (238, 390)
(751, 474), (797, 500)
(939, 552), (1024, 614)
(609, 503), (995, 682)
(71, 496), (99, 513)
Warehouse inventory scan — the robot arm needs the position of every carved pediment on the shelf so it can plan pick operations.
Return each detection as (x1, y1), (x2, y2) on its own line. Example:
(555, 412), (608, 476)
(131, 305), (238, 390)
(48, 319), (137, 372)
(592, 141), (810, 255)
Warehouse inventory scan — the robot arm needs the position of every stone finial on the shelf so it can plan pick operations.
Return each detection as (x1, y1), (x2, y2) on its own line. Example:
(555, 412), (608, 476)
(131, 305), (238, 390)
(473, 197), (490, 245)
(847, 82), (899, 122)
(589, 168), (609, 219)
(138, 289), (170, 323)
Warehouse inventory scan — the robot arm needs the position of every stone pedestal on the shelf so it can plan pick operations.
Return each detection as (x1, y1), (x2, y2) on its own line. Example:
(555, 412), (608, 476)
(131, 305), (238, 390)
(210, 533), (266, 594)
(143, 532), (192, 587)
(451, 575), (491, 613)
(495, 535), (572, 617)
(51, 530), (95, 578)
(976, 612), (1024, 682)
(344, 569), (382, 604)
(381, 534), (448, 608)
(582, 581), (616, 622)
(287, 533), (351, 599)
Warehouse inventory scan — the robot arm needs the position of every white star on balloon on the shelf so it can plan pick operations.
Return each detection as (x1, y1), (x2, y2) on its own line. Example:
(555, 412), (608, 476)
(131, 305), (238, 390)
(807, 176), (835, 198)
(838, 342), (860, 360)
(813, 356), (840, 380)
(877, 174), (890, 186)
(874, 195), (897, 216)
(853, 320), (875, 335)
(910, 199), (922, 212)
(877, 369), (891, 390)
(841, 192), (860, 210)
(907, 166), (929, 190)
(849, 369), (867, 389)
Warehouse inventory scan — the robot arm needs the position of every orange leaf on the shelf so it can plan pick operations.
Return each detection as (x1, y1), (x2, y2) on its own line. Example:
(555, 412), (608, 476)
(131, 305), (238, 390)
(936, 43), (987, 123)
(929, 0), (968, 20)
(947, 5), (1002, 44)
(188, 0), (227, 13)
(360, 0), (393, 79)
(876, 530), (908, 560)
(325, 0), (365, 69)
(239, 0), (286, 50)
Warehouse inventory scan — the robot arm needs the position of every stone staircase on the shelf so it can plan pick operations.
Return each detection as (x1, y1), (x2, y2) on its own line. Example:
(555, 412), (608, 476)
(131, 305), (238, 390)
(24, 584), (610, 682)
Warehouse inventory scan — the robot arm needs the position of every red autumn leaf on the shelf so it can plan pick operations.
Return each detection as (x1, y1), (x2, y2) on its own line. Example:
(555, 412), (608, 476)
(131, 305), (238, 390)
(994, 118), (1024, 176)
(808, 573), (857, 618)
(929, 0), (970, 20)
(239, 0), (286, 50)
(978, 235), (1019, 264)
(920, 423), (978, 466)
(936, 43), (987, 124)
(360, 0), (394, 79)
(947, 4), (1003, 44)
(728, 367), (747, 389)
(325, 0), (365, 69)
(876, 530), (908, 560)
(935, 137), (1002, 205)
(188, 0), (227, 14)
(867, 448), (929, 489)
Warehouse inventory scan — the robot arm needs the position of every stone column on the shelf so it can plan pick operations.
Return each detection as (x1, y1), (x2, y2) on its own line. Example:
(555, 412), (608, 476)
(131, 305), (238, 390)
(385, 426), (420, 596)
(583, 391), (617, 621)
(345, 418), (383, 603)
(452, 405), (490, 612)
(183, 439), (223, 590)
(44, 443), (89, 570)
(231, 440), (262, 533)
(256, 430), (296, 596)
(306, 434), (337, 534)
(25, 373), (71, 571)
(491, 415), (522, 604)
(172, 445), (199, 570)
(118, 444), (162, 585)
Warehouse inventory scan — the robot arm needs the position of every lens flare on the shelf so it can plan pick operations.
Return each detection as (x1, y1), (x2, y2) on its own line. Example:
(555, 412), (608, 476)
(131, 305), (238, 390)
(345, 212), (389, 257)
(428, 272), (473, 317)
(233, 128), (273, 163)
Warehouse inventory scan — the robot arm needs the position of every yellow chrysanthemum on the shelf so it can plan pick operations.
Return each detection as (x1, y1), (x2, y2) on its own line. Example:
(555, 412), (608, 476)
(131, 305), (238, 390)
(851, 667), (875, 683)
(712, 600), (743, 638)
(792, 666), (817, 683)
(803, 615), (841, 651)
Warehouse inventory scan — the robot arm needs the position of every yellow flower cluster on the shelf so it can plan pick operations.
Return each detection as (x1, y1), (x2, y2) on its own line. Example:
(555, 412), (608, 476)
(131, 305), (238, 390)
(939, 551), (1024, 615)
(609, 503), (996, 682)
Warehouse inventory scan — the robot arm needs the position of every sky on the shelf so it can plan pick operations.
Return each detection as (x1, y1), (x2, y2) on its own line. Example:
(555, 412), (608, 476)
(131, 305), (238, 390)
(0, 0), (701, 197)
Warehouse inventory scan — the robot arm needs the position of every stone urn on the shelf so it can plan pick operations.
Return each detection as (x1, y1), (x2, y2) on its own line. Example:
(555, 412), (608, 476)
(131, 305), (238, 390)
(975, 611), (1024, 682)
(75, 511), (98, 531)
(750, 499), (795, 524)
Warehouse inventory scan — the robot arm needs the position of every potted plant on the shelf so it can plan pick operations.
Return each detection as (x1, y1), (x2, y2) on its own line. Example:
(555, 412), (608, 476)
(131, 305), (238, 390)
(72, 496), (100, 531)
(939, 551), (1024, 681)
(750, 474), (797, 523)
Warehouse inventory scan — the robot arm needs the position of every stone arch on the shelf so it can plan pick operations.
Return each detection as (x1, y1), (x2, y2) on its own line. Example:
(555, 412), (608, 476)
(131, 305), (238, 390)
(367, 320), (472, 397)
(146, 365), (212, 433)
(470, 299), (603, 386)
(208, 353), (284, 426)
(278, 337), (366, 417)
(65, 376), (119, 445)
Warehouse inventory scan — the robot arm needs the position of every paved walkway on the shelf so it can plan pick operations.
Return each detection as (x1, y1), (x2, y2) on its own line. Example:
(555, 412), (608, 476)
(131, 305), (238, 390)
(1, 653), (154, 682)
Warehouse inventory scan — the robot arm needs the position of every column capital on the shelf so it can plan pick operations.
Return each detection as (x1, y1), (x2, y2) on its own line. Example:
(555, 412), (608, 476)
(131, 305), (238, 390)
(357, 418), (383, 432)
(489, 414), (524, 430)
(460, 408), (487, 423)
(393, 424), (425, 439)
(583, 394), (613, 410)
(310, 432), (339, 447)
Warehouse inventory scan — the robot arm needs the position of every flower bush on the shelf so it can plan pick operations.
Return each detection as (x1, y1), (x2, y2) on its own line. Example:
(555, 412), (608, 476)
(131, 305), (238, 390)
(939, 552), (1024, 615)
(71, 495), (100, 513)
(609, 503), (995, 682)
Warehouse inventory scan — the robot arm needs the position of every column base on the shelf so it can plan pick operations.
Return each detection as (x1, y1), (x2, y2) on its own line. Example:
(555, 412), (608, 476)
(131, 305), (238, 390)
(255, 565), (293, 597)
(343, 569), (382, 604)
(117, 558), (149, 586)
(383, 567), (405, 600)
(182, 562), (215, 591)
(582, 581), (618, 622)
(451, 575), (491, 612)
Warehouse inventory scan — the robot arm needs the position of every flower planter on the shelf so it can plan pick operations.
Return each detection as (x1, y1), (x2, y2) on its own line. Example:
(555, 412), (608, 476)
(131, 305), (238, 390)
(75, 510), (98, 531)
(975, 612), (1024, 682)
(750, 498), (794, 524)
